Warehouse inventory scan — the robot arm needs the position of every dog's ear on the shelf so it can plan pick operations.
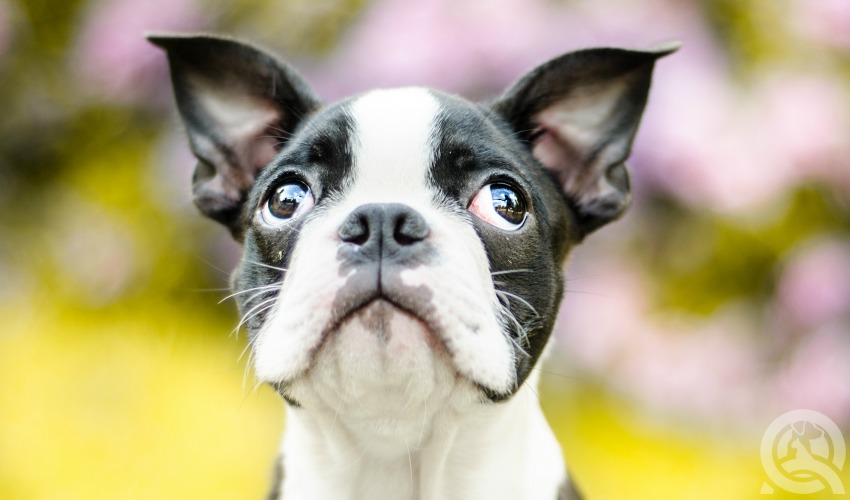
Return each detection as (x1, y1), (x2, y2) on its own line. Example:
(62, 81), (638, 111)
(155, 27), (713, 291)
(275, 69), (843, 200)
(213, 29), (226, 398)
(494, 42), (678, 236)
(147, 34), (321, 238)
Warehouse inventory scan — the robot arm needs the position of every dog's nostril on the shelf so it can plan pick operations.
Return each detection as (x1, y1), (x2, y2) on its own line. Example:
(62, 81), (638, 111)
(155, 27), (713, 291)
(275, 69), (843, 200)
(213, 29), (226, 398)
(394, 213), (429, 246)
(338, 214), (370, 245)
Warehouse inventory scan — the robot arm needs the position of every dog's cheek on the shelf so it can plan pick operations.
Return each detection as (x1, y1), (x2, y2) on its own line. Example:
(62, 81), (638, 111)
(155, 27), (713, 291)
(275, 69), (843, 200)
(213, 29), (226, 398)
(251, 212), (353, 385)
(475, 216), (564, 382)
(230, 223), (304, 331)
(408, 211), (519, 396)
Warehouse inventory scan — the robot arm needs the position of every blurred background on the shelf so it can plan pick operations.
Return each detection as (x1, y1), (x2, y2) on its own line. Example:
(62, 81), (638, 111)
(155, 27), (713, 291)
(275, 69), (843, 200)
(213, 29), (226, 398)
(1, 0), (849, 498)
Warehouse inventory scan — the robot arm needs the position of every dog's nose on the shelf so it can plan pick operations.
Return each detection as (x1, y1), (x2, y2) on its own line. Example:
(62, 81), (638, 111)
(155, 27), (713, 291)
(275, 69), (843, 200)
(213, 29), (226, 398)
(338, 203), (430, 260)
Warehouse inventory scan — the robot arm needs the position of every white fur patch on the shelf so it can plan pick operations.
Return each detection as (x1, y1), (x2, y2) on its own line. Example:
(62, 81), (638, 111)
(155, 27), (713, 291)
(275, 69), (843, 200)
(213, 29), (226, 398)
(279, 382), (566, 500)
(346, 88), (439, 205)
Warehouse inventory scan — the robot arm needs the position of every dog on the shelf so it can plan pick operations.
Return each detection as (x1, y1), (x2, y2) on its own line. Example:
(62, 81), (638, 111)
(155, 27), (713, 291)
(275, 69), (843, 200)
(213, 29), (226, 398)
(149, 33), (676, 499)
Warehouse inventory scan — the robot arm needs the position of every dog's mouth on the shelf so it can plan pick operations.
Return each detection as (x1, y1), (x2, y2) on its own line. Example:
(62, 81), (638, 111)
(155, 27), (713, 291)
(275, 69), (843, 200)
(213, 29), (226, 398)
(259, 258), (518, 401)
(322, 289), (447, 353)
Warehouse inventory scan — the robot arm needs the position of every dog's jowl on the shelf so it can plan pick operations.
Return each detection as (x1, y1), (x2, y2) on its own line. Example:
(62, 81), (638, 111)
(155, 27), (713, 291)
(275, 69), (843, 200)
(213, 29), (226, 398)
(150, 33), (676, 500)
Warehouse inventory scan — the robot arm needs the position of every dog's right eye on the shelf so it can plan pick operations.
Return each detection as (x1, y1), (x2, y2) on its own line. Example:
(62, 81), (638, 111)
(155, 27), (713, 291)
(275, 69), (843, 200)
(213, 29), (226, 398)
(468, 183), (528, 231)
(260, 181), (314, 224)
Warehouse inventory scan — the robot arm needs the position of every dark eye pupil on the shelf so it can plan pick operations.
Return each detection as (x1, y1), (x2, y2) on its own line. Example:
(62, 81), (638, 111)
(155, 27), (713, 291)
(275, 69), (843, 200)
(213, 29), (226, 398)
(490, 184), (526, 224)
(269, 182), (308, 219)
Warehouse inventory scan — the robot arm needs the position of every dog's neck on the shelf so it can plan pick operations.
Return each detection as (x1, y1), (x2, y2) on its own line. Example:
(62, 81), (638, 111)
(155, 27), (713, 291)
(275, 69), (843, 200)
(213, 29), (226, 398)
(278, 375), (565, 500)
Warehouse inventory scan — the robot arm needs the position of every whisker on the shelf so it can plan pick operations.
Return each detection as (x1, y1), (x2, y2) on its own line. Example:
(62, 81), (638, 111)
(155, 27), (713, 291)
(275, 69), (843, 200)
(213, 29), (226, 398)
(242, 259), (289, 273)
(491, 269), (532, 276)
(193, 255), (232, 276)
(231, 298), (278, 338)
(507, 333), (529, 357)
(218, 283), (281, 304)
(498, 301), (530, 353)
(494, 289), (539, 317)
(237, 322), (262, 360)
(330, 396), (345, 434)
(530, 366), (584, 382)
(406, 444), (414, 492)
(183, 286), (233, 293)
(524, 377), (542, 403)
(240, 375), (264, 401)
(240, 342), (258, 388)
(565, 273), (600, 282)
(238, 289), (281, 311)
(564, 289), (611, 299)
(239, 304), (283, 390)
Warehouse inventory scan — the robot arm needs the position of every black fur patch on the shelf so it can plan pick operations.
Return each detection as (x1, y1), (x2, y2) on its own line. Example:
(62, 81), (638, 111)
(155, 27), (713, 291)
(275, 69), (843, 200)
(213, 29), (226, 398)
(427, 91), (578, 395)
(558, 478), (584, 500)
(266, 454), (284, 500)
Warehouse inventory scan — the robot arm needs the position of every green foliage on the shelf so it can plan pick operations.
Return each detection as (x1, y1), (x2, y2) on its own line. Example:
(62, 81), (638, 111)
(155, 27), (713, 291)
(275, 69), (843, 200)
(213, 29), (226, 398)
(644, 186), (849, 317)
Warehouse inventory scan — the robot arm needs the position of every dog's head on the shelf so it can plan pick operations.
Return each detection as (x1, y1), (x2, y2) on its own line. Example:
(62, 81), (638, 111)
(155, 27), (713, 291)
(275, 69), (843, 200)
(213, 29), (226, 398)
(151, 34), (674, 410)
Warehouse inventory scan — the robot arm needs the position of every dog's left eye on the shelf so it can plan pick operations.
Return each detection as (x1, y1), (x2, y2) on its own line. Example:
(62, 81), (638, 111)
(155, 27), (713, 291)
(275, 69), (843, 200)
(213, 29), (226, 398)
(468, 183), (527, 230)
(260, 181), (315, 224)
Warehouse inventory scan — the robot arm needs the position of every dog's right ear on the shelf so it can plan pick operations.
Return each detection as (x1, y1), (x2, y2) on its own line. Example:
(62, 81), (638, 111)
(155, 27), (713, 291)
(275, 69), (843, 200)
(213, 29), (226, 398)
(147, 34), (321, 239)
(494, 42), (678, 237)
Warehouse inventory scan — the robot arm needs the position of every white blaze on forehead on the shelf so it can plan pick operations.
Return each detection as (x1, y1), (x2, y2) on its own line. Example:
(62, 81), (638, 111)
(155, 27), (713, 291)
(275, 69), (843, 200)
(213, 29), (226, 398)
(348, 88), (440, 204)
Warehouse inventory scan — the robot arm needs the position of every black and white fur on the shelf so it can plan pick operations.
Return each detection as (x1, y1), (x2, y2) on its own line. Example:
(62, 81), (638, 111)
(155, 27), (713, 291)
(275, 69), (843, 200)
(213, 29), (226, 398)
(149, 33), (676, 500)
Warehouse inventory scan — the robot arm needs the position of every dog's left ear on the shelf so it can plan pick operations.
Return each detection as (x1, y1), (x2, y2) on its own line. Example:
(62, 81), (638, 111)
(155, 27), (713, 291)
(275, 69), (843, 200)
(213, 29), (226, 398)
(147, 34), (321, 239)
(495, 42), (679, 236)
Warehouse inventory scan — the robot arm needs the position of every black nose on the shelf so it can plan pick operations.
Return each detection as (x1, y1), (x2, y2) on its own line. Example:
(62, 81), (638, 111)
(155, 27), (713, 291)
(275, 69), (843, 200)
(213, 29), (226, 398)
(338, 203), (430, 262)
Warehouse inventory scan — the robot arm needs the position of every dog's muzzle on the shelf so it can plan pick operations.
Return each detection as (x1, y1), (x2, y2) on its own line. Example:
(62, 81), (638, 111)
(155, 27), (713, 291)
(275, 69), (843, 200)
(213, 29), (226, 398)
(329, 203), (438, 334)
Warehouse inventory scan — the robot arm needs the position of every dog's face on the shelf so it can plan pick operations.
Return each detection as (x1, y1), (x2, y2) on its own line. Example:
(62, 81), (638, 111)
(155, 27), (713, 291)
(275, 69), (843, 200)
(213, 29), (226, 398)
(151, 35), (674, 412)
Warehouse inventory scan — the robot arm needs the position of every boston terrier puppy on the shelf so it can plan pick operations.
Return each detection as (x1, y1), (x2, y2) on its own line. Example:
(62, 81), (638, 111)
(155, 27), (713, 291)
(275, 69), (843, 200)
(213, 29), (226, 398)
(149, 33), (676, 500)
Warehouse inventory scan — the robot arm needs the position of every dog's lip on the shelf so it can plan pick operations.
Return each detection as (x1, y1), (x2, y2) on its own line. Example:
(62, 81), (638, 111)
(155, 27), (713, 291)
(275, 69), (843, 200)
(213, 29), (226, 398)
(273, 294), (455, 405)
(326, 291), (436, 337)
(313, 288), (451, 359)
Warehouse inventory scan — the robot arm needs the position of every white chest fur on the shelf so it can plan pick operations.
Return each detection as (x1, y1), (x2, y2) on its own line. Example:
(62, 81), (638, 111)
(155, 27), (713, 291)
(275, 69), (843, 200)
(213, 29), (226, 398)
(278, 378), (565, 500)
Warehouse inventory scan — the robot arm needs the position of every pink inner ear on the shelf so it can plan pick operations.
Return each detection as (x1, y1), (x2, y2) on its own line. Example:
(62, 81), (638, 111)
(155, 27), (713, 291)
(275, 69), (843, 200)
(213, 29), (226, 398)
(531, 129), (583, 194)
(195, 83), (284, 170)
(249, 134), (282, 172)
(532, 129), (564, 171)
(220, 102), (282, 171)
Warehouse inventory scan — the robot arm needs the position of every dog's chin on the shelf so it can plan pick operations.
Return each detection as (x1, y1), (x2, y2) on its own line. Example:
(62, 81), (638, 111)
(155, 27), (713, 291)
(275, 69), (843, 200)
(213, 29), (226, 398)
(283, 299), (472, 415)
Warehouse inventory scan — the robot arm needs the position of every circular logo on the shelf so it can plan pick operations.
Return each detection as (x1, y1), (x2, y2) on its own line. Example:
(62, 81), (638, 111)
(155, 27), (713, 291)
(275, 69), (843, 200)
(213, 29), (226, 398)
(761, 409), (846, 494)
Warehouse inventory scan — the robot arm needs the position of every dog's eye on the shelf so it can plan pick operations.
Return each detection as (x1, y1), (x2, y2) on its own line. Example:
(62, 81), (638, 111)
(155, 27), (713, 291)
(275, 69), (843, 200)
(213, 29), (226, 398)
(260, 181), (314, 224)
(468, 183), (527, 230)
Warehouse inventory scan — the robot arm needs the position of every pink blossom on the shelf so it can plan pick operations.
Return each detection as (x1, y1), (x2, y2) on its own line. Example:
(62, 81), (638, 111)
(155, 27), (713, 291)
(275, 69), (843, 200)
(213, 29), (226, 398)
(769, 324), (850, 426)
(615, 312), (764, 423)
(757, 74), (849, 174)
(628, 11), (850, 212)
(310, 0), (563, 99)
(73, 0), (207, 104)
(791, 0), (850, 50)
(633, 41), (800, 212)
(778, 239), (850, 328)
(555, 261), (649, 369)
(556, 255), (766, 422)
(634, 66), (850, 212)
(308, 0), (691, 101)
(554, 246), (848, 425)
